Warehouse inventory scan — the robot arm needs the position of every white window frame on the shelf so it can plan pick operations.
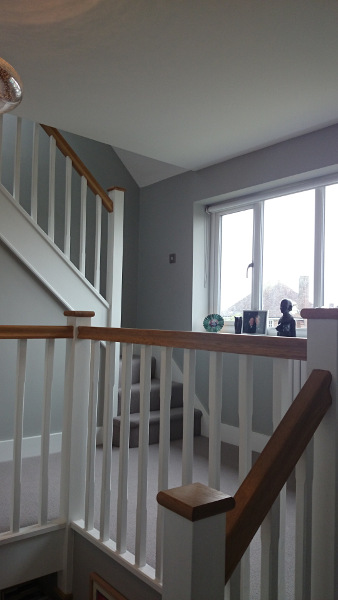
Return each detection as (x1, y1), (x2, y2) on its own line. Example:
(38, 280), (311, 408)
(207, 177), (336, 322)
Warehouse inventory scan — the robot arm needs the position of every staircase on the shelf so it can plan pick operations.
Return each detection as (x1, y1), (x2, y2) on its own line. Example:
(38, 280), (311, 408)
(113, 355), (203, 447)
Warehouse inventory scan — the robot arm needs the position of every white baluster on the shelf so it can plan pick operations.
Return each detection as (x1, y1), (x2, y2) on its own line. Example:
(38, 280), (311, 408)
(100, 341), (116, 541)
(156, 346), (173, 581)
(13, 116), (22, 202)
(135, 345), (152, 567)
(94, 194), (102, 291)
(48, 135), (56, 241)
(79, 176), (87, 275)
(260, 358), (292, 600)
(31, 123), (39, 222)
(39, 338), (55, 525)
(237, 354), (254, 600)
(182, 348), (196, 486)
(64, 156), (72, 258)
(208, 351), (222, 490)
(116, 342), (133, 553)
(295, 360), (311, 600)
(11, 338), (27, 533)
(85, 340), (100, 531)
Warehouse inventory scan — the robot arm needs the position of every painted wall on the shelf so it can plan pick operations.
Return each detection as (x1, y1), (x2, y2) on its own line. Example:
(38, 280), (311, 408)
(137, 124), (338, 434)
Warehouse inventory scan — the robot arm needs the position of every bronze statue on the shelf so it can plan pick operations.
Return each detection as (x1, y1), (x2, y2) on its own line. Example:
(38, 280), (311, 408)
(276, 298), (296, 337)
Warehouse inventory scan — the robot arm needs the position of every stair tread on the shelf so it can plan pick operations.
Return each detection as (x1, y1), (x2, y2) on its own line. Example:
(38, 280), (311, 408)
(114, 407), (203, 428)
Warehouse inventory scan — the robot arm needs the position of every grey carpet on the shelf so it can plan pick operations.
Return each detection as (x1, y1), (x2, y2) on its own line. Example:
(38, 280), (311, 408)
(0, 437), (295, 599)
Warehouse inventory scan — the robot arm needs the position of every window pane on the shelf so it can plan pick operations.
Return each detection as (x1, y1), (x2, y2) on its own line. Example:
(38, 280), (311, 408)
(220, 209), (253, 318)
(263, 191), (315, 331)
(324, 184), (338, 307)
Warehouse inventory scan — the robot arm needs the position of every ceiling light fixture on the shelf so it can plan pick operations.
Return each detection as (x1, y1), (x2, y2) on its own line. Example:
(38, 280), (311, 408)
(0, 58), (23, 114)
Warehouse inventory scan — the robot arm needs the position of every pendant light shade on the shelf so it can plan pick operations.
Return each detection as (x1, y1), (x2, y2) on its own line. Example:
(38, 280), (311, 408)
(0, 58), (23, 114)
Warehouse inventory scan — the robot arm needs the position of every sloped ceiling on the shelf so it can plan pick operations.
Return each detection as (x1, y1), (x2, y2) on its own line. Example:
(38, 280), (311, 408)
(2, 1), (338, 186)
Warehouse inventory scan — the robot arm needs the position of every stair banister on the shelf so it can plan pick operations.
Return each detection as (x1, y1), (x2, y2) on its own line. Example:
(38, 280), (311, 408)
(40, 124), (113, 212)
(225, 368), (332, 583)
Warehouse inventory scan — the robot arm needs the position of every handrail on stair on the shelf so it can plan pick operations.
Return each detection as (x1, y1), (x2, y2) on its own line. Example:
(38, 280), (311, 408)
(40, 124), (115, 213)
(225, 368), (332, 582)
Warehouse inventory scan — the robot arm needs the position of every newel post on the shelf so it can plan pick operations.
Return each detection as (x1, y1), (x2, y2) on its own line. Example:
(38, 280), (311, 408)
(301, 308), (338, 599)
(157, 482), (235, 600)
(57, 310), (94, 595)
(106, 187), (125, 328)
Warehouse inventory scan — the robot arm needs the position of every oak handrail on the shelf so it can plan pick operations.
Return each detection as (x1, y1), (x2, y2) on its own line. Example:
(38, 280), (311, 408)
(40, 124), (114, 213)
(0, 325), (73, 339)
(225, 368), (332, 582)
(77, 326), (307, 360)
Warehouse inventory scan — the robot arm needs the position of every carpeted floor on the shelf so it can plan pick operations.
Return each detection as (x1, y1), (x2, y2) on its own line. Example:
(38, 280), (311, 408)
(0, 437), (296, 598)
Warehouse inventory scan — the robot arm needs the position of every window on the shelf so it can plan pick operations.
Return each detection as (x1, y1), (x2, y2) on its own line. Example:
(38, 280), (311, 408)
(209, 181), (338, 334)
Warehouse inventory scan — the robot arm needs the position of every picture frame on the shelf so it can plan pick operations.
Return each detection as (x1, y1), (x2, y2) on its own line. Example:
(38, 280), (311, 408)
(90, 573), (127, 600)
(242, 310), (268, 335)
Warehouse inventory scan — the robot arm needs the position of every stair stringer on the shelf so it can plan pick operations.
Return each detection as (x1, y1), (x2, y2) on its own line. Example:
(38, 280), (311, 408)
(0, 184), (109, 326)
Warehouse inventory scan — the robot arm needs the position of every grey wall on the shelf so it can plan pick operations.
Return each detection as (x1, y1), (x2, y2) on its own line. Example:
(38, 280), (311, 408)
(72, 534), (161, 600)
(0, 243), (67, 439)
(137, 124), (338, 434)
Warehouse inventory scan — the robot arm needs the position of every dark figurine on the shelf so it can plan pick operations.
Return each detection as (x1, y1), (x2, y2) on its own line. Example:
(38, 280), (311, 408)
(234, 316), (242, 333)
(276, 298), (296, 337)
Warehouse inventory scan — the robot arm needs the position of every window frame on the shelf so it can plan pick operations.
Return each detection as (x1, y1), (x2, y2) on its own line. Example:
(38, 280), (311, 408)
(208, 180), (333, 325)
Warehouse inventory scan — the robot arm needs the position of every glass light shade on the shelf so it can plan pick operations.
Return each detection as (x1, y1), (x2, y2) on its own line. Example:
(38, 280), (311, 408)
(0, 58), (23, 114)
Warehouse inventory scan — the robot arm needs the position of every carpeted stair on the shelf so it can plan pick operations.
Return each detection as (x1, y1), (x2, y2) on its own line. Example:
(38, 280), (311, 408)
(113, 355), (202, 447)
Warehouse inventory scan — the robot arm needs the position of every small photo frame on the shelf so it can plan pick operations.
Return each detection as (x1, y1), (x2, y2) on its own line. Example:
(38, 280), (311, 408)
(242, 310), (268, 335)
(90, 573), (127, 600)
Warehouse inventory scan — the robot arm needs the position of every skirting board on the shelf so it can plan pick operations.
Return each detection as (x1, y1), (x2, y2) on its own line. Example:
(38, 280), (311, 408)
(0, 432), (62, 463)
(96, 422), (269, 454)
(0, 424), (268, 463)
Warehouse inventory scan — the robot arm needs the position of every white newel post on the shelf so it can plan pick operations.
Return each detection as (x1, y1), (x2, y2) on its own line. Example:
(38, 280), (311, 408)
(58, 310), (94, 596)
(106, 187), (125, 328)
(157, 482), (235, 600)
(301, 309), (338, 599)
(106, 188), (124, 419)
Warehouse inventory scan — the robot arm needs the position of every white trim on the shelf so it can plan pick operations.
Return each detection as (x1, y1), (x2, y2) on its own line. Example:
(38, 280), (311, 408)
(0, 432), (62, 463)
(206, 168), (338, 214)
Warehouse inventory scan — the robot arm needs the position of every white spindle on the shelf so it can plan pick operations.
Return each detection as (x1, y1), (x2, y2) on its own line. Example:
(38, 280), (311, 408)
(39, 338), (55, 525)
(260, 358), (292, 600)
(85, 340), (100, 531)
(208, 351), (222, 490)
(13, 116), (22, 202)
(94, 194), (102, 291)
(237, 354), (254, 599)
(135, 345), (152, 567)
(48, 136), (56, 241)
(294, 359), (311, 600)
(0, 114), (3, 182)
(156, 346), (173, 581)
(11, 339), (27, 533)
(31, 123), (39, 221)
(116, 343), (133, 553)
(79, 176), (87, 275)
(100, 341), (116, 541)
(64, 156), (72, 258)
(182, 348), (196, 486)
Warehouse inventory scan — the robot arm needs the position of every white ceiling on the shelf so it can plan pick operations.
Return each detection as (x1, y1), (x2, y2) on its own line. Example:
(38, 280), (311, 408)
(3, 1), (338, 187)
